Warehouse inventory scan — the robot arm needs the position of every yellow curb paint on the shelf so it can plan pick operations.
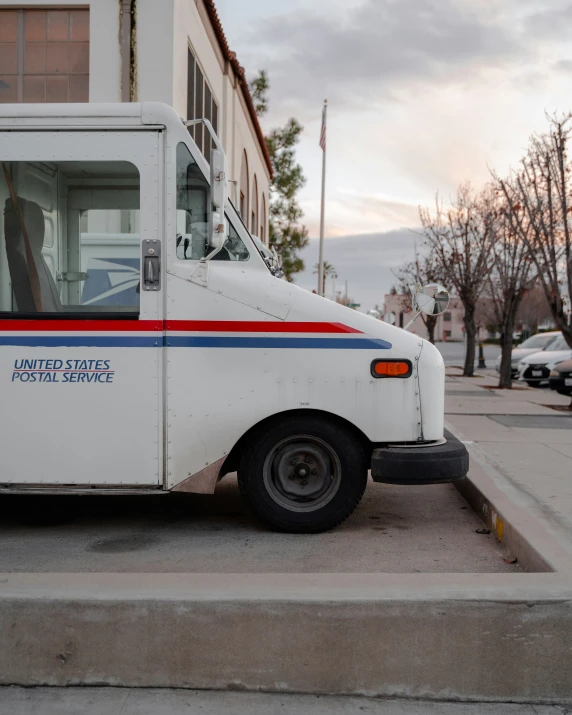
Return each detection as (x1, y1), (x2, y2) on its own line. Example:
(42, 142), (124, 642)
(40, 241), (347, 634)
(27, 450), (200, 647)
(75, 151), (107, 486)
(491, 510), (504, 541)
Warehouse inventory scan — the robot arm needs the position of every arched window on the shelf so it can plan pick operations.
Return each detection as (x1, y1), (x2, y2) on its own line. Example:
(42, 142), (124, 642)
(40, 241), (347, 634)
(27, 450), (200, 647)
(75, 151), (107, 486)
(252, 175), (259, 235)
(240, 150), (249, 222)
(261, 194), (267, 243)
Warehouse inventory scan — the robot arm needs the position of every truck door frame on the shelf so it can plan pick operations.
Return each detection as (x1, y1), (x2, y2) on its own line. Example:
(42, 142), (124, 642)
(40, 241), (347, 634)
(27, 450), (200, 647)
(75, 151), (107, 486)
(0, 127), (166, 489)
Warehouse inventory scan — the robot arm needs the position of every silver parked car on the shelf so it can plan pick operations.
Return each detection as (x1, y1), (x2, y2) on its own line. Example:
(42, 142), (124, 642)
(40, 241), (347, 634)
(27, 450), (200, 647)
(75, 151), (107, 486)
(495, 331), (560, 377)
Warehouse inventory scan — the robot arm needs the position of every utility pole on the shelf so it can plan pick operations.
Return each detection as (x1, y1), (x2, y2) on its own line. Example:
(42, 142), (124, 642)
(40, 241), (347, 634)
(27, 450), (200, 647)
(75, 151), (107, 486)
(318, 99), (327, 296)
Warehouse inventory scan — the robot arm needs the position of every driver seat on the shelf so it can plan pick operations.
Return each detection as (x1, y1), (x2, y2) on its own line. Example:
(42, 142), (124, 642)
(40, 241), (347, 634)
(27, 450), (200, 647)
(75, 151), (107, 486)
(4, 197), (62, 312)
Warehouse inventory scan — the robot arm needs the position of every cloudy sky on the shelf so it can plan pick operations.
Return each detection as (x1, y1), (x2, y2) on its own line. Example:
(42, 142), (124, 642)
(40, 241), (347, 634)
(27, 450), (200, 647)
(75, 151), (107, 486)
(216, 0), (572, 310)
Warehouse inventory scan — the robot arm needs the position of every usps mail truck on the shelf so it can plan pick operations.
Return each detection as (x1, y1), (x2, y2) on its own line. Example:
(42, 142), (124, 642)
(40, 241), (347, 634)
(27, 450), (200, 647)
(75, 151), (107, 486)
(0, 103), (468, 532)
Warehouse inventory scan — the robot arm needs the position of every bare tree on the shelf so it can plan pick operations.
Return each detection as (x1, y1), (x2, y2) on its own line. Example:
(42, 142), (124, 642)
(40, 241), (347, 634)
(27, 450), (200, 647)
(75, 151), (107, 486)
(474, 295), (497, 336)
(497, 114), (572, 352)
(487, 197), (537, 388)
(392, 252), (444, 344)
(419, 184), (496, 376)
(516, 283), (554, 335)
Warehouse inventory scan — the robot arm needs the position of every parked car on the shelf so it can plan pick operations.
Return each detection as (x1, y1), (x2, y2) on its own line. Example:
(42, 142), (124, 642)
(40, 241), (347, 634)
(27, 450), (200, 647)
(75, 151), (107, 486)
(495, 331), (560, 377)
(517, 334), (572, 387)
(549, 358), (572, 396)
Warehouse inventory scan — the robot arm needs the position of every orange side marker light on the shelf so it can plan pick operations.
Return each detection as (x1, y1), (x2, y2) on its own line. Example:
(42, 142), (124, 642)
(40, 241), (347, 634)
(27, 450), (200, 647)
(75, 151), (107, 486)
(371, 360), (412, 378)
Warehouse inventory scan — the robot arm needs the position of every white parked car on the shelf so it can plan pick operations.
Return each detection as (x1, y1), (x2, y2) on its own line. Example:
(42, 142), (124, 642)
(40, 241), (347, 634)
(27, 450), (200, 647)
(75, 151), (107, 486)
(495, 331), (560, 377)
(517, 334), (572, 387)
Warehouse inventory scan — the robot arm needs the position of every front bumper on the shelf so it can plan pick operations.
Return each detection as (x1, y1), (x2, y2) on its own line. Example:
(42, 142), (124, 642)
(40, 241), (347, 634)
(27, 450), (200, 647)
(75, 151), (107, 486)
(549, 375), (572, 393)
(371, 429), (469, 485)
(520, 365), (550, 383)
(495, 361), (519, 377)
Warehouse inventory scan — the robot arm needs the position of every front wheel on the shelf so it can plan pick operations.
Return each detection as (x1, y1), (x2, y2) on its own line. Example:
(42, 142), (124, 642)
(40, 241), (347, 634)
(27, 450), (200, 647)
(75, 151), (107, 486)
(238, 416), (368, 533)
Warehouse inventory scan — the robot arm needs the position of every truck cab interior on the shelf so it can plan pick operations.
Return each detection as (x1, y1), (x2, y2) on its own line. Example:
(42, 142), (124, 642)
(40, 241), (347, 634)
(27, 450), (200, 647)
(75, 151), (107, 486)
(0, 160), (141, 317)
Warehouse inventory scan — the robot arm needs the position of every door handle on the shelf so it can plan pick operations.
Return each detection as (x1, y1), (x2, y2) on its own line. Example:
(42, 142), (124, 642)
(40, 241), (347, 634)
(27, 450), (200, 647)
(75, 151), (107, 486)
(142, 240), (161, 291)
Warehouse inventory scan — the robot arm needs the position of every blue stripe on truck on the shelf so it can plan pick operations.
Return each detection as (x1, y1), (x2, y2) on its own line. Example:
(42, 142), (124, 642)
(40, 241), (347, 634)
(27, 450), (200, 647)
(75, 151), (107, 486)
(0, 335), (392, 349)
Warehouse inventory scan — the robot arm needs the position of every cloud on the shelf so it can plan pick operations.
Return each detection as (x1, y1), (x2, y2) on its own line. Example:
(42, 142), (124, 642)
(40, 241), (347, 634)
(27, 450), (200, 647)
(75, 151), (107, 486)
(336, 193), (422, 228)
(554, 59), (572, 74)
(299, 192), (422, 237)
(293, 228), (420, 310)
(524, 2), (572, 39)
(244, 0), (525, 113)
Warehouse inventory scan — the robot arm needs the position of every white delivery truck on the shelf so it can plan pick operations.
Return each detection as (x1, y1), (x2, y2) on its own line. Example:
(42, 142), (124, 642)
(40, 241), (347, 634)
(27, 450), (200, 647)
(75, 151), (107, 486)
(0, 103), (468, 532)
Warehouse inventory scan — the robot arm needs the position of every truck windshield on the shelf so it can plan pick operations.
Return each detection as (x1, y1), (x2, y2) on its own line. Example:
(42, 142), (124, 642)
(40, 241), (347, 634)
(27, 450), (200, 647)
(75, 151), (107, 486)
(176, 143), (249, 261)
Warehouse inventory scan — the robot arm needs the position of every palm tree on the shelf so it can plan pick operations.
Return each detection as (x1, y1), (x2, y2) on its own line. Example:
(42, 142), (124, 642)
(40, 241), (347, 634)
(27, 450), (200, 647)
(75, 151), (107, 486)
(313, 261), (338, 295)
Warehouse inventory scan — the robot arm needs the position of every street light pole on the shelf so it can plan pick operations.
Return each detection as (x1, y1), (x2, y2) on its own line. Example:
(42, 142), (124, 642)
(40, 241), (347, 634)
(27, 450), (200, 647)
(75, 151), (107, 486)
(317, 100), (327, 296)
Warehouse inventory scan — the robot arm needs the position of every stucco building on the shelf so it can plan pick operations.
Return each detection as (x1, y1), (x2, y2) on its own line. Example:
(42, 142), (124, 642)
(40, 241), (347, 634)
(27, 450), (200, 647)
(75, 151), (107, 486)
(382, 292), (487, 342)
(0, 0), (271, 240)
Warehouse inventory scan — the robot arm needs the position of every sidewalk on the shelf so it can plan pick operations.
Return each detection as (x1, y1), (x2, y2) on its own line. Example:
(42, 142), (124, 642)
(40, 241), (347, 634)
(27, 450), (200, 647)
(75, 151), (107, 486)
(445, 368), (572, 542)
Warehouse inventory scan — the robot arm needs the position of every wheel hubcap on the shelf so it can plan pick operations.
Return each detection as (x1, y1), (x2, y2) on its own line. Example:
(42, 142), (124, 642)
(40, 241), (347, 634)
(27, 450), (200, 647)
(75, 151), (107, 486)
(263, 435), (342, 512)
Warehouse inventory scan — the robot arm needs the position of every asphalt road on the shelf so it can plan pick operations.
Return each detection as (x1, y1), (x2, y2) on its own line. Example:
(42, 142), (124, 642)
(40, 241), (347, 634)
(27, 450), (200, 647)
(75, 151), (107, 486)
(0, 475), (517, 573)
(434, 341), (501, 367)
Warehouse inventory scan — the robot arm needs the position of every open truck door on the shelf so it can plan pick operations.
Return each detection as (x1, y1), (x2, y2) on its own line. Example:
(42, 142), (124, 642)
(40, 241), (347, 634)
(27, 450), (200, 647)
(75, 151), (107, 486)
(0, 128), (164, 488)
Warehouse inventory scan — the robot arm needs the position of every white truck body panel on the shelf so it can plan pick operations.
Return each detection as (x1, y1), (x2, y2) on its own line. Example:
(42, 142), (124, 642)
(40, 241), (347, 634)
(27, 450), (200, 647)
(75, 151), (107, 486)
(0, 103), (445, 493)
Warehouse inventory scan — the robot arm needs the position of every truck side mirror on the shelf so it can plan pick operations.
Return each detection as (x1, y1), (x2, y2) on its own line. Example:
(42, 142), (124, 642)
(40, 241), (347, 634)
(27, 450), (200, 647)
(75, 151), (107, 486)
(415, 284), (450, 316)
(210, 148), (227, 249)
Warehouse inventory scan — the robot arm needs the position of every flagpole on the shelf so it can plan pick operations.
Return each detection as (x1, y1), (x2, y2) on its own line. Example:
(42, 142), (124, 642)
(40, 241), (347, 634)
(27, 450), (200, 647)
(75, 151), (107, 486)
(318, 99), (327, 296)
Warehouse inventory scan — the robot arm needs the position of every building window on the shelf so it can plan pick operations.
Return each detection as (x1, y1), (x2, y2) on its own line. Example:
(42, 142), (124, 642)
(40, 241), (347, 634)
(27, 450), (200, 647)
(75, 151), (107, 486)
(0, 9), (89, 104)
(252, 174), (259, 236)
(399, 312), (404, 328)
(444, 330), (452, 339)
(261, 194), (267, 243)
(443, 311), (451, 322)
(186, 46), (218, 159)
(240, 151), (249, 222)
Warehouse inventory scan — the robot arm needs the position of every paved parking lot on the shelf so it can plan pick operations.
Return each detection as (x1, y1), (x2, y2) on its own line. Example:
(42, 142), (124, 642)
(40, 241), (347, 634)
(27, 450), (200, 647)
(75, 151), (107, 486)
(0, 475), (517, 573)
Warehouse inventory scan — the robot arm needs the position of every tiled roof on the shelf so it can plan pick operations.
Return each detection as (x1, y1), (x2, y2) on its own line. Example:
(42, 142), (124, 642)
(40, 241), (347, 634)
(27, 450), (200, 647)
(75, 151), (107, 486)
(203, 0), (273, 178)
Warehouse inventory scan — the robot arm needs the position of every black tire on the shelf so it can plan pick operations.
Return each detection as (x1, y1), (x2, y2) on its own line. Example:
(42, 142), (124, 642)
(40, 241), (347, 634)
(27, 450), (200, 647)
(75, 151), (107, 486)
(557, 388), (572, 396)
(526, 381), (541, 388)
(238, 415), (368, 533)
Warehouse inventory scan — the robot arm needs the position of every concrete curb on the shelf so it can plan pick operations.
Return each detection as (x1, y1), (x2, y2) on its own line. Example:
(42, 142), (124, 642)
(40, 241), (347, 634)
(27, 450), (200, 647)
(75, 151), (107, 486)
(1, 572), (572, 702)
(446, 420), (572, 575)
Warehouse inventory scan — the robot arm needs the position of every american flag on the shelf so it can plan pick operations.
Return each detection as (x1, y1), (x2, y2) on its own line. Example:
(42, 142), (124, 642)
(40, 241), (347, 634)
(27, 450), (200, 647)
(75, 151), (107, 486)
(319, 101), (327, 151)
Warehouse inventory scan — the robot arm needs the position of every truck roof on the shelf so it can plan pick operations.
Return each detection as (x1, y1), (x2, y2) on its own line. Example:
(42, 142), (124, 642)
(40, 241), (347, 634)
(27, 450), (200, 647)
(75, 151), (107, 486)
(0, 102), (182, 130)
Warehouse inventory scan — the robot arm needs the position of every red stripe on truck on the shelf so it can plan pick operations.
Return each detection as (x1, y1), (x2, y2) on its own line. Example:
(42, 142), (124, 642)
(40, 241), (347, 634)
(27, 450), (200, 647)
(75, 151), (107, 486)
(0, 319), (362, 334)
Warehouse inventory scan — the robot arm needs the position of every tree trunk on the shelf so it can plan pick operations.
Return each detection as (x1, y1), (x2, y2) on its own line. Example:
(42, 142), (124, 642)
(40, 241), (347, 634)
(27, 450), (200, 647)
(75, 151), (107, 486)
(426, 316), (436, 344)
(498, 320), (514, 389)
(463, 309), (476, 377)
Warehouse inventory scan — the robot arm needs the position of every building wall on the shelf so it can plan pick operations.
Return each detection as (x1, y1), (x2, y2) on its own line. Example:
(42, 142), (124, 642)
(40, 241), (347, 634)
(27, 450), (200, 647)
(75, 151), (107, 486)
(138, 0), (271, 242)
(2, 0), (271, 241)
(137, 0), (175, 106)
